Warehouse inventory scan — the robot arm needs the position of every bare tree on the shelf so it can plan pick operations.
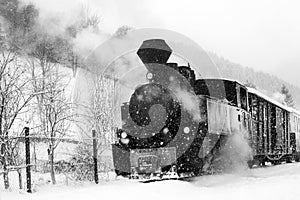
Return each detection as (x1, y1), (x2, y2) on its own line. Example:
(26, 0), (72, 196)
(113, 25), (133, 38)
(78, 4), (101, 30)
(0, 48), (34, 189)
(92, 75), (115, 148)
(281, 84), (295, 107)
(65, 4), (101, 77)
(77, 74), (115, 144)
(28, 50), (74, 184)
(66, 4), (101, 38)
(74, 74), (115, 180)
(6, 129), (25, 190)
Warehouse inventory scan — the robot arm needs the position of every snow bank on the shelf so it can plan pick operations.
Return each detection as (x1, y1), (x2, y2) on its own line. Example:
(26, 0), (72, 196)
(2, 163), (300, 200)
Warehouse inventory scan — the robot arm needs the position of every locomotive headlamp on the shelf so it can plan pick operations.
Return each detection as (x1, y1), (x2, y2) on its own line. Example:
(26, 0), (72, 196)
(163, 127), (169, 134)
(146, 72), (153, 80)
(183, 127), (190, 134)
(120, 138), (129, 145)
(121, 131), (128, 139)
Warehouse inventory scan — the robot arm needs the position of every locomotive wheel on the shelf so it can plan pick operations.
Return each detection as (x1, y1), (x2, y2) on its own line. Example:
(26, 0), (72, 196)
(266, 153), (284, 163)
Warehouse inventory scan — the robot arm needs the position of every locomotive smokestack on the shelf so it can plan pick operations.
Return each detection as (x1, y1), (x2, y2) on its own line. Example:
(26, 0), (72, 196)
(137, 39), (172, 65)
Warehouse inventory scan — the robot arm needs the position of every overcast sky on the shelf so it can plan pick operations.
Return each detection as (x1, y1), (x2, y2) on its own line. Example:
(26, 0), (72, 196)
(24, 0), (300, 87)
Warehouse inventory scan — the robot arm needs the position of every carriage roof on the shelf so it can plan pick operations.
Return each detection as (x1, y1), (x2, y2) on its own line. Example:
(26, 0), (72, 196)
(247, 87), (293, 112)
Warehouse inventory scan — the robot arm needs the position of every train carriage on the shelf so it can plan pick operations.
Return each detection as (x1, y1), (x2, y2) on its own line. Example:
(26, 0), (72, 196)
(247, 87), (294, 165)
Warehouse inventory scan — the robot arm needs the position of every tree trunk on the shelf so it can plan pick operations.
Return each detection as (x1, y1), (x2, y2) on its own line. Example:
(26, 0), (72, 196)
(1, 143), (9, 189)
(49, 149), (56, 184)
(2, 162), (9, 189)
(33, 142), (37, 172)
(17, 169), (22, 190)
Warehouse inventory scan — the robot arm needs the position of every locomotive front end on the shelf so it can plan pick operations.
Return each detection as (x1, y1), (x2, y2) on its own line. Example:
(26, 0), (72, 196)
(112, 39), (201, 178)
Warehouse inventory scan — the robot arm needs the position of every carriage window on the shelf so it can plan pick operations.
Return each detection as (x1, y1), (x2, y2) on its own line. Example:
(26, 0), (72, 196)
(264, 102), (267, 121)
(223, 81), (237, 105)
(258, 100), (264, 122)
(240, 87), (247, 110)
(251, 95), (258, 120)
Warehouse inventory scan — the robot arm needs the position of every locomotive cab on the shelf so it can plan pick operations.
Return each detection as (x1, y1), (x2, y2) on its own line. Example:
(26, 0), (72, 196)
(194, 79), (249, 111)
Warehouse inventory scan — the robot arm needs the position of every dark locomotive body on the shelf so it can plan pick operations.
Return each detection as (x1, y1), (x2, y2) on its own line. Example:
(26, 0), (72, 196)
(112, 39), (300, 178)
(113, 83), (249, 177)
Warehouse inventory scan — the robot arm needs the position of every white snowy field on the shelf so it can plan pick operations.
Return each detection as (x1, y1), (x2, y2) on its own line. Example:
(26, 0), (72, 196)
(2, 163), (300, 200)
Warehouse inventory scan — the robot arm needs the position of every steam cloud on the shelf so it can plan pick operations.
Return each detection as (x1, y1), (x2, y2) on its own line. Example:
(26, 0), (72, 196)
(72, 27), (109, 58)
(21, 0), (110, 59)
(211, 129), (253, 174)
(173, 87), (201, 121)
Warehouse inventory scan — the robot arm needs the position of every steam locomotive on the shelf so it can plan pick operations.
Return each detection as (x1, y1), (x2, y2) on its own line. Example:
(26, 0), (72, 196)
(112, 39), (300, 179)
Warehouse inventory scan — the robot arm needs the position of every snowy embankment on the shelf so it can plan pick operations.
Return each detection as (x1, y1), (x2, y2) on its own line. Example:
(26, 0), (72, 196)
(2, 163), (300, 200)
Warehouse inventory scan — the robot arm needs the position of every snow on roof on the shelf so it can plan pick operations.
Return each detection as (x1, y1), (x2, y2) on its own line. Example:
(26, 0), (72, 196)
(247, 87), (293, 112)
(203, 78), (246, 87)
(290, 107), (300, 117)
(201, 78), (300, 115)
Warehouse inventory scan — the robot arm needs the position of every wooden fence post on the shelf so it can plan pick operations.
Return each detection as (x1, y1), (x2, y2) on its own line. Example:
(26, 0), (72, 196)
(25, 127), (32, 193)
(92, 129), (99, 184)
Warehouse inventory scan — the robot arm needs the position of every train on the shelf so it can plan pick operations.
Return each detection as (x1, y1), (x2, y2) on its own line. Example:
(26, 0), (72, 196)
(111, 38), (300, 179)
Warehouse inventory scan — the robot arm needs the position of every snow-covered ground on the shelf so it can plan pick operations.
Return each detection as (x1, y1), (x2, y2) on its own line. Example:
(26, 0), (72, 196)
(2, 163), (300, 200)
